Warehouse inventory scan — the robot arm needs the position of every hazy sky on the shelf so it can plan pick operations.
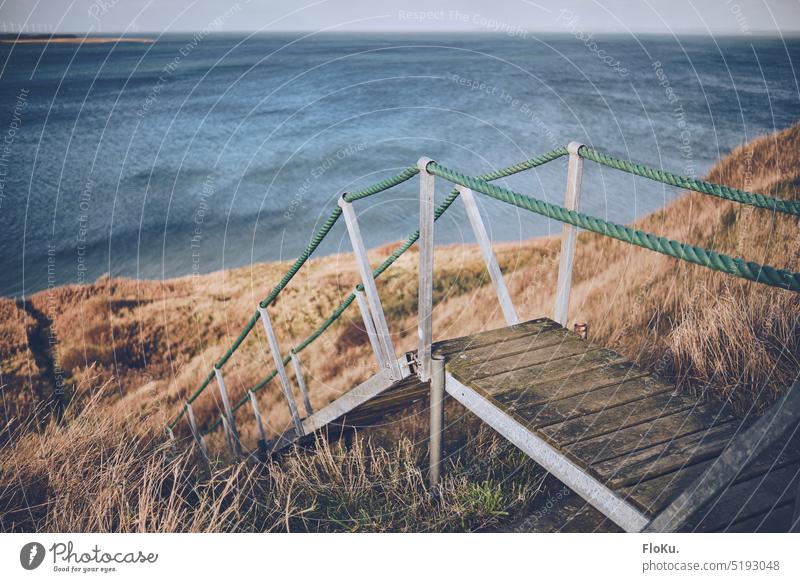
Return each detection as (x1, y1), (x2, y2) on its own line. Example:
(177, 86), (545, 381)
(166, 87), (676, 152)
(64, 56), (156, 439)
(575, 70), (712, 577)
(1, 0), (799, 35)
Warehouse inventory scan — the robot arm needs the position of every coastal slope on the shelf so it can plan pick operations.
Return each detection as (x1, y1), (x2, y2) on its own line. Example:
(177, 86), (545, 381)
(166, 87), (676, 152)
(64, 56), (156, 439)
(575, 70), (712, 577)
(0, 125), (797, 532)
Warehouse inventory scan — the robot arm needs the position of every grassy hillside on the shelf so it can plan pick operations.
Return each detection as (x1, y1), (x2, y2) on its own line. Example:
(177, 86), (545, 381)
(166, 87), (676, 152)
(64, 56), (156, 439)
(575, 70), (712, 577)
(1, 124), (798, 532)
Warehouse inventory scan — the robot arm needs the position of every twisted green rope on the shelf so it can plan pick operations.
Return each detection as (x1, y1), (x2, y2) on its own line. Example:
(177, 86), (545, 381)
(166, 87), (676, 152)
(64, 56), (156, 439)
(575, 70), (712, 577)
(342, 166), (421, 203)
(168, 167), (419, 429)
(367, 146), (571, 282)
(427, 161), (800, 292)
(579, 146), (800, 217)
(171, 143), (799, 438)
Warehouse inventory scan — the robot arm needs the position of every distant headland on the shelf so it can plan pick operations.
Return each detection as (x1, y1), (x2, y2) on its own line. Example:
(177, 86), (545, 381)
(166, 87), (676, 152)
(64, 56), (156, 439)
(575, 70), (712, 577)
(0, 34), (153, 44)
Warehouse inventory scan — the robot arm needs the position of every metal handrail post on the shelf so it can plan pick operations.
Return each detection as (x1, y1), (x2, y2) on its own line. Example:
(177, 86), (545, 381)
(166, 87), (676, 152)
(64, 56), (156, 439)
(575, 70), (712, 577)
(554, 141), (585, 326)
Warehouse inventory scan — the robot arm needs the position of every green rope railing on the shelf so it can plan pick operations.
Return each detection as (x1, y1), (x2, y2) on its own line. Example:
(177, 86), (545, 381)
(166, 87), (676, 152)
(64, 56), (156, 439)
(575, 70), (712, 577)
(168, 166), (420, 430)
(426, 161), (800, 292)
(578, 146), (800, 217)
(195, 147), (571, 435)
(168, 143), (798, 438)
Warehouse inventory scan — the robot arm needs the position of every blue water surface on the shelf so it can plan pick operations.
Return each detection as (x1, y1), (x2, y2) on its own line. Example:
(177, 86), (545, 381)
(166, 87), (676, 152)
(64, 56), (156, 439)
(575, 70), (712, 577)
(0, 32), (797, 296)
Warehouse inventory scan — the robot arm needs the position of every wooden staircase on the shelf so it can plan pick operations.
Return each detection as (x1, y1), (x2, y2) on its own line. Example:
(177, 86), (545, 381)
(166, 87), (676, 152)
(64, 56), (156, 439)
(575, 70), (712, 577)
(264, 317), (800, 532)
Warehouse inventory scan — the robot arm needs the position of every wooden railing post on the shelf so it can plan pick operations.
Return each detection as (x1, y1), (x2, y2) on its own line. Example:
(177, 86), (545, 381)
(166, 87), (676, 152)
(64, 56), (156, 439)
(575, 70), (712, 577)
(257, 306), (304, 436)
(214, 367), (242, 456)
(186, 402), (209, 463)
(339, 196), (402, 380)
(458, 185), (519, 326)
(554, 141), (585, 326)
(429, 356), (446, 489)
(290, 350), (314, 416)
(417, 157), (435, 382)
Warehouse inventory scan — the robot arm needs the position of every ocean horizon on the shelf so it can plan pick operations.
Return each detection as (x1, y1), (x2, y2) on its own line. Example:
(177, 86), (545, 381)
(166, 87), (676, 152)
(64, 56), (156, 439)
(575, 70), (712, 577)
(1, 32), (798, 297)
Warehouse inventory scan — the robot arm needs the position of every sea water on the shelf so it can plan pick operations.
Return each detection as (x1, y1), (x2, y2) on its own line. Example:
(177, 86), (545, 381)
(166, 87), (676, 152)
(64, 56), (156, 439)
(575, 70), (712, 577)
(0, 33), (797, 296)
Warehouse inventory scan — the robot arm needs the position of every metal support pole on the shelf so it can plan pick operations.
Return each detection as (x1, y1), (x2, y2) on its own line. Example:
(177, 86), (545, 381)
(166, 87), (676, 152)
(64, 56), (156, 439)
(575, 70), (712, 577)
(220, 414), (234, 455)
(248, 390), (267, 443)
(355, 286), (389, 371)
(290, 351), (314, 416)
(257, 305), (304, 436)
(418, 157), (435, 382)
(338, 196), (402, 380)
(429, 356), (446, 489)
(214, 366), (241, 456)
(458, 185), (519, 326)
(554, 141), (585, 326)
(186, 402), (209, 462)
(248, 390), (269, 461)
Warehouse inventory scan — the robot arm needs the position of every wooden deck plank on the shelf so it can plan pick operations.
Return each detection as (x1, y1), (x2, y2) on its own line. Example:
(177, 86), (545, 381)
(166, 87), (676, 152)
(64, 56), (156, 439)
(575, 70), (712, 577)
(593, 422), (741, 488)
(714, 502), (795, 532)
(445, 371), (652, 531)
(268, 370), (424, 452)
(477, 362), (643, 419)
(443, 327), (572, 367)
(435, 317), (797, 530)
(620, 458), (714, 517)
(337, 377), (427, 425)
(512, 487), (623, 533)
(618, 423), (800, 518)
(497, 376), (678, 436)
(555, 502), (624, 533)
(268, 316), (796, 532)
(432, 318), (560, 357)
(686, 462), (800, 532)
(450, 339), (607, 383)
(567, 403), (738, 469)
(472, 354), (637, 401)
(680, 426), (800, 531)
(539, 388), (694, 444)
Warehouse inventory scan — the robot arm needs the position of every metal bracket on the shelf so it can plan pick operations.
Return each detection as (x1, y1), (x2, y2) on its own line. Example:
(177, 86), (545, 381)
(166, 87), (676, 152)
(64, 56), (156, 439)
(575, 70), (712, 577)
(186, 402), (209, 463)
(290, 351), (314, 416)
(355, 286), (391, 372)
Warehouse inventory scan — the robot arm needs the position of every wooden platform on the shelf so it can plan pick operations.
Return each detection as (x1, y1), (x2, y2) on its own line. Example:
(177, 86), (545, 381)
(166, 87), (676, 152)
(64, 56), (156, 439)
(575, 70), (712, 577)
(433, 318), (800, 532)
(267, 317), (800, 531)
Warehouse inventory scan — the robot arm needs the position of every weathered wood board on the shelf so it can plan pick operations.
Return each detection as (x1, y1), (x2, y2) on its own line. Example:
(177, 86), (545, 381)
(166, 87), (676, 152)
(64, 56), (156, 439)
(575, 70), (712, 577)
(266, 316), (799, 532)
(435, 318), (800, 532)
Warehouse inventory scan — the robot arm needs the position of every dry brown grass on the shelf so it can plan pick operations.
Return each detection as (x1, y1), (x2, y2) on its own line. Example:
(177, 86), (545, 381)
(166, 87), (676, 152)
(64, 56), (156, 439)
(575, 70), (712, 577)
(1, 379), (273, 532)
(1, 124), (797, 532)
(0, 379), (545, 532)
(568, 126), (800, 410)
(0, 298), (50, 435)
